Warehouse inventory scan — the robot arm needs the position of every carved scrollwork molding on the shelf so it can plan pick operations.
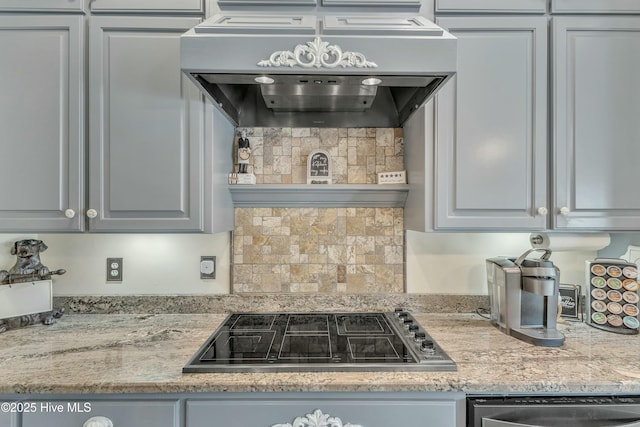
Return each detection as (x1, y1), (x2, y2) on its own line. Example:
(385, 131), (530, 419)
(271, 408), (363, 427)
(257, 37), (377, 69)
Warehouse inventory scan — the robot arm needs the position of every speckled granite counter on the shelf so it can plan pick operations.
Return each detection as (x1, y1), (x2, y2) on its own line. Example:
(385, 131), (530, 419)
(1, 313), (639, 395)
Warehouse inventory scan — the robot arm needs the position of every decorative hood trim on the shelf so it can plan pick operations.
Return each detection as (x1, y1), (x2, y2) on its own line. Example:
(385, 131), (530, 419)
(257, 37), (378, 68)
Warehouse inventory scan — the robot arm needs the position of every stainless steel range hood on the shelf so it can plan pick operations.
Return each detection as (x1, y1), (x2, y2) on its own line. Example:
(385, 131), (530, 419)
(181, 14), (456, 128)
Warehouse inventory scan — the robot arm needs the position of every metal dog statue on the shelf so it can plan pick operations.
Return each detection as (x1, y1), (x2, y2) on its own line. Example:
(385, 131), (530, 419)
(0, 239), (66, 333)
(0, 239), (66, 284)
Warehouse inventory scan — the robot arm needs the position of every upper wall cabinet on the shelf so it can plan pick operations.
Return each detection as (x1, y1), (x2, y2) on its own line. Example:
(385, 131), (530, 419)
(0, 15), (85, 232)
(552, 0), (640, 14)
(433, 16), (548, 230)
(436, 0), (546, 14)
(88, 16), (209, 232)
(0, 0), (84, 12)
(552, 17), (640, 230)
(90, 0), (203, 14)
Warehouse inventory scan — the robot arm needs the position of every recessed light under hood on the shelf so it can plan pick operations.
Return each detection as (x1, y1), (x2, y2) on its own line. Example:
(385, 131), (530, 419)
(181, 14), (457, 128)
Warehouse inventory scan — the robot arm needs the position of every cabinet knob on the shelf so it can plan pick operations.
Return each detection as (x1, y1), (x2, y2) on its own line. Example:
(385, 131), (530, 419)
(64, 209), (76, 219)
(86, 208), (98, 219)
(559, 206), (570, 216)
(537, 207), (548, 216)
(83, 416), (113, 427)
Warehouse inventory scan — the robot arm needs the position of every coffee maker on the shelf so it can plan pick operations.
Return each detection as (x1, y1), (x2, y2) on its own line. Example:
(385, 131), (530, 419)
(486, 249), (565, 347)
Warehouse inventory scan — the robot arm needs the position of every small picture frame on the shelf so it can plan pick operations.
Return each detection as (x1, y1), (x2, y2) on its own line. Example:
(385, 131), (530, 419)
(307, 149), (332, 184)
(559, 284), (582, 319)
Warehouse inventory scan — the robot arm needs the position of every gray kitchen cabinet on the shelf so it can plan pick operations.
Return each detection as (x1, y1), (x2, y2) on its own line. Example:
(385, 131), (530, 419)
(552, 16), (640, 230)
(321, 0), (421, 6)
(552, 0), (640, 14)
(0, 411), (16, 427)
(0, 0), (84, 12)
(186, 393), (464, 427)
(218, 0), (317, 5)
(0, 15), (85, 233)
(88, 16), (214, 232)
(21, 400), (179, 427)
(428, 16), (548, 230)
(90, 0), (203, 14)
(436, 0), (546, 14)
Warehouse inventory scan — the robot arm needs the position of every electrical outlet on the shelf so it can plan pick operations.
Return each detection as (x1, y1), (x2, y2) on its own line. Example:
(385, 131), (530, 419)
(107, 257), (123, 282)
(200, 256), (216, 279)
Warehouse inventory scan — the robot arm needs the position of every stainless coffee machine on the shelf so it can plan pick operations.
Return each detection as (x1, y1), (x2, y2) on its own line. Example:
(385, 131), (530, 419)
(486, 249), (565, 346)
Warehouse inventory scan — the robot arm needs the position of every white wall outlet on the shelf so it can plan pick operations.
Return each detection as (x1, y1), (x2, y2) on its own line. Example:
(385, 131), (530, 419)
(106, 257), (123, 282)
(377, 170), (407, 184)
(200, 256), (216, 279)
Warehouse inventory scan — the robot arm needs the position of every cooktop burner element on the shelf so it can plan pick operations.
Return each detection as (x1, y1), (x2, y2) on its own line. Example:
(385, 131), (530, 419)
(183, 312), (456, 373)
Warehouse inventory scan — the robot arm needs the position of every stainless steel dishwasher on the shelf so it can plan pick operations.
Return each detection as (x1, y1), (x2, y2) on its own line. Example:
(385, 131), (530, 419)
(468, 396), (640, 427)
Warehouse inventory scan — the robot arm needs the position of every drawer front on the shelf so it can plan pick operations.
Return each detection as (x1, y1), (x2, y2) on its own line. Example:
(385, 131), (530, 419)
(0, 0), (84, 12)
(22, 400), (179, 427)
(436, 0), (546, 13)
(552, 0), (640, 13)
(90, 0), (203, 13)
(187, 395), (460, 427)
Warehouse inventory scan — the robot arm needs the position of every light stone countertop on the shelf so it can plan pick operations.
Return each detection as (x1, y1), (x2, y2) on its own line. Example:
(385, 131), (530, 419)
(1, 313), (640, 395)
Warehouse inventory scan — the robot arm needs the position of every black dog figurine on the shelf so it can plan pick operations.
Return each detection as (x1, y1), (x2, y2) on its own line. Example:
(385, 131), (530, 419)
(0, 239), (65, 284)
(0, 239), (66, 332)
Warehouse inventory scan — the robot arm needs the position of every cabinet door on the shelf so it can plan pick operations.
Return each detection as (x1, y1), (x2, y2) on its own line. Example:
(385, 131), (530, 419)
(187, 393), (461, 427)
(88, 16), (206, 232)
(0, 0), (84, 12)
(22, 400), (179, 427)
(434, 17), (548, 230)
(90, 0), (203, 14)
(0, 15), (84, 232)
(0, 411), (16, 427)
(553, 17), (640, 230)
(552, 0), (640, 14)
(436, 0), (546, 14)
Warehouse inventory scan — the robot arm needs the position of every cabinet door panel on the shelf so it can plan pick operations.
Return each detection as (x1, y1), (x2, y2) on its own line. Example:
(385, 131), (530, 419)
(436, 0), (546, 14)
(90, 0), (203, 14)
(89, 16), (205, 232)
(0, 0), (84, 12)
(553, 17), (640, 230)
(0, 412), (16, 427)
(187, 394), (460, 427)
(434, 17), (547, 230)
(552, 0), (640, 14)
(0, 15), (83, 232)
(22, 400), (179, 427)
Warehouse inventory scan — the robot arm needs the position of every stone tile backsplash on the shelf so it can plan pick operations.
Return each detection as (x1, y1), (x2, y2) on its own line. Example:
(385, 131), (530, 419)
(235, 127), (404, 184)
(233, 207), (404, 293)
(232, 127), (405, 293)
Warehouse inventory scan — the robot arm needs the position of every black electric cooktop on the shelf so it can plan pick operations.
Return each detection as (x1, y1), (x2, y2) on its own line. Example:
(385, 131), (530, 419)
(183, 311), (456, 373)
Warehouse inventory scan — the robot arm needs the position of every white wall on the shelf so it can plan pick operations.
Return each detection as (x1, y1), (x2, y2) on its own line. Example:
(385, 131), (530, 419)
(405, 231), (601, 294)
(0, 231), (614, 296)
(0, 233), (230, 295)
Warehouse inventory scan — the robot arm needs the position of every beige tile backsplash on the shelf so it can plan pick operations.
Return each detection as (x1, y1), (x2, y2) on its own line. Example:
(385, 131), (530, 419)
(235, 127), (404, 184)
(232, 128), (405, 293)
(233, 207), (404, 293)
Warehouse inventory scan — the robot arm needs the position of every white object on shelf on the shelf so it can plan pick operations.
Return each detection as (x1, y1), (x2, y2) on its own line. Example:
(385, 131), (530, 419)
(0, 280), (53, 319)
(307, 149), (332, 184)
(228, 173), (256, 184)
(377, 170), (407, 184)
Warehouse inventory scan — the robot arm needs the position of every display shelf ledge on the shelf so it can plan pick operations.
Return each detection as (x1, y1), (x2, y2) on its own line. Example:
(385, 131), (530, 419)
(228, 184), (409, 207)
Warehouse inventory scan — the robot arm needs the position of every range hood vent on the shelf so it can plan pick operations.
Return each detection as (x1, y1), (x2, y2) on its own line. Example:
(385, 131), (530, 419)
(181, 14), (457, 128)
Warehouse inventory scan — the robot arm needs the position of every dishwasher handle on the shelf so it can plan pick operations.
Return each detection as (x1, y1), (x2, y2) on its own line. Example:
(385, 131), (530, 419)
(483, 417), (640, 427)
